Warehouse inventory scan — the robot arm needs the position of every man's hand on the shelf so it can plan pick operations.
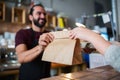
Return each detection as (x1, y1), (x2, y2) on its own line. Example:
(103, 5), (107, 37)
(38, 33), (54, 49)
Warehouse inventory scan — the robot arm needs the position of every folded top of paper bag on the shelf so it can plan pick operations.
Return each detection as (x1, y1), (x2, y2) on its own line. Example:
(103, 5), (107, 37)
(51, 31), (70, 39)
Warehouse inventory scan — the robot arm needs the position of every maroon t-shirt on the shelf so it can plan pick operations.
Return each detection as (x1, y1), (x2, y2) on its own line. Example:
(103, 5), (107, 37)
(15, 28), (51, 80)
(15, 28), (43, 49)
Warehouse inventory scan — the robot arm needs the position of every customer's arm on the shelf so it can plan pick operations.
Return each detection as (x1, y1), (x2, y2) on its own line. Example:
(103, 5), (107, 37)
(70, 27), (120, 72)
(104, 45), (120, 72)
(69, 27), (111, 54)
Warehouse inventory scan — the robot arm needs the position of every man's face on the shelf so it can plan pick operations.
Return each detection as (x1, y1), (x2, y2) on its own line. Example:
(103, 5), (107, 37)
(32, 6), (46, 28)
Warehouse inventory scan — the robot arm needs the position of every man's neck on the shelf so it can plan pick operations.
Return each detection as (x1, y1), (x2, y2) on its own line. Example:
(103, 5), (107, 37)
(32, 25), (44, 32)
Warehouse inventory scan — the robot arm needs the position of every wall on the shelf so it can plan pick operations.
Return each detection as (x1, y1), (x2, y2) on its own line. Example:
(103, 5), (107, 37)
(52, 0), (94, 28)
(40, 0), (111, 28)
(0, 22), (28, 34)
(41, 0), (95, 28)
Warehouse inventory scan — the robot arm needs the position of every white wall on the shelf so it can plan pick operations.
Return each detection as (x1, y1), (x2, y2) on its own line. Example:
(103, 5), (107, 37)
(40, 0), (111, 28)
(52, 0), (94, 28)
(40, 0), (95, 28)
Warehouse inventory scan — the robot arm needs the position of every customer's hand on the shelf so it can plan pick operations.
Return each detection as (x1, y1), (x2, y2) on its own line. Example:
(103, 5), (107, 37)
(69, 27), (95, 41)
(38, 33), (54, 49)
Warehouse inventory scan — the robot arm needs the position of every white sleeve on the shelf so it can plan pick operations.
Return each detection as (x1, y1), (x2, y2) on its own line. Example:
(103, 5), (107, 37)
(104, 45), (120, 72)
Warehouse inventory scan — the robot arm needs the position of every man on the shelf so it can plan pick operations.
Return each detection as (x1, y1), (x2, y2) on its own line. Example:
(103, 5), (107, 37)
(15, 3), (54, 80)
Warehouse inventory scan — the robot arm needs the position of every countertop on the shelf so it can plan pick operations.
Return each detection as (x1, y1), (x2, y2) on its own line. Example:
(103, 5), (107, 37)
(0, 61), (20, 78)
(0, 60), (20, 72)
(41, 65), (120, 80)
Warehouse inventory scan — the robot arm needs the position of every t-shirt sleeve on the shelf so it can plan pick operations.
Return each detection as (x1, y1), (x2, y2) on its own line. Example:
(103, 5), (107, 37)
(15, 30), (26, 47)
(104, 45), (120, 72)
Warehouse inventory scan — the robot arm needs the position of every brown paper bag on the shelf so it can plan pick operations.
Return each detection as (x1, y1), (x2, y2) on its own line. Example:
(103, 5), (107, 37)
(42, 31), (83, 65)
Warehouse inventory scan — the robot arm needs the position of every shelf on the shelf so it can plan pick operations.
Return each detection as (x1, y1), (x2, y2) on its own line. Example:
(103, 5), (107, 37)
(11, 7), (26, 24)
(0, 2), (5, 21)
(45, 14), (68, 29)
(45, 14), (57, 28)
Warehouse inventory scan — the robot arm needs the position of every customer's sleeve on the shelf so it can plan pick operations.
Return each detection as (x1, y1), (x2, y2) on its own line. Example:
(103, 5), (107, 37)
(104, 45), (120, 72)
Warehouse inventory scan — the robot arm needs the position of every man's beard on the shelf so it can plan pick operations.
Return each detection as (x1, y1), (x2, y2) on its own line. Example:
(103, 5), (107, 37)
(33, 18), (46, 28)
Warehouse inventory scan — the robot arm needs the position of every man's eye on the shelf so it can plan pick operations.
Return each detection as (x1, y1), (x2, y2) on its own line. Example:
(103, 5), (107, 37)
(43, 13), (46, 16)
(37, 12), (41, 15)
(37, 12), (46, 16)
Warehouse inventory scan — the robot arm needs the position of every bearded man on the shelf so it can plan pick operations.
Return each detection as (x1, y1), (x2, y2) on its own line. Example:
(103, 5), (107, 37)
(15, 3), (54, 80)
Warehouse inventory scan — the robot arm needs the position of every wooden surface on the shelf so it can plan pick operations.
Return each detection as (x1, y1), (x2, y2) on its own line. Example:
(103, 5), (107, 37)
(41, 65), (120, 80)
(51, 62), (87, 75)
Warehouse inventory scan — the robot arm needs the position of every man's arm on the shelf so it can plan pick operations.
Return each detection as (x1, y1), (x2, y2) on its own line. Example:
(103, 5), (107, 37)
(16, 32), (54, 63)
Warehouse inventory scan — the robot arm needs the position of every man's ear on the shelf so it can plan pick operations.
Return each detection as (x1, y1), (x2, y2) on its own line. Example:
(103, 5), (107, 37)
(29, 15), (33, 21)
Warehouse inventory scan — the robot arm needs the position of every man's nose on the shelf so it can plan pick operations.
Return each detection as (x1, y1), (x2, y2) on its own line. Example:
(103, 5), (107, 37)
(40, 13), (45, 18)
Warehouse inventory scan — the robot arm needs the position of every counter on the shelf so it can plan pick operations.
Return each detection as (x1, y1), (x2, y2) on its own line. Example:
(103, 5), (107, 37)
(41, 65), (120, 80)
(0, 62), (20, 80)
(0, 62), (86, 80)
(0, 63), (20, 72)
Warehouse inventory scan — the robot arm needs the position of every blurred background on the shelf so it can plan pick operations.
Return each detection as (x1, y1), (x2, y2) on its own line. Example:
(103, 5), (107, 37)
(0, 0), (120, 80)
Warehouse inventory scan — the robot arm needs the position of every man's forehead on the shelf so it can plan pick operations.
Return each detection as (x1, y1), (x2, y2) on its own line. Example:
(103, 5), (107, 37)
(33, 6), (45, 12)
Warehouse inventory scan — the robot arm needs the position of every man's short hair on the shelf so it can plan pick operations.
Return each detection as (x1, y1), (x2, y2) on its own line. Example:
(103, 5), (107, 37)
(29, 3), (44, 15)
